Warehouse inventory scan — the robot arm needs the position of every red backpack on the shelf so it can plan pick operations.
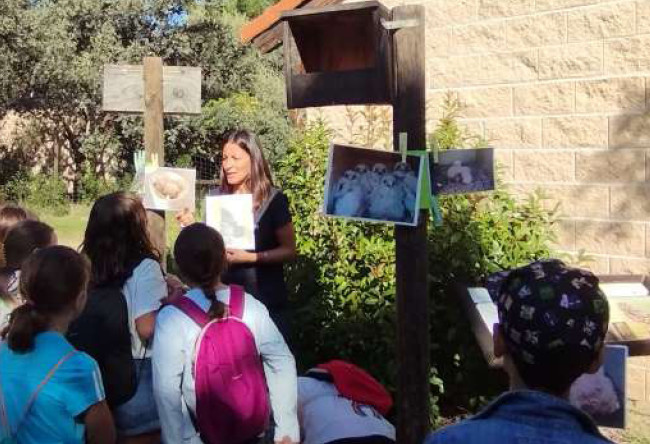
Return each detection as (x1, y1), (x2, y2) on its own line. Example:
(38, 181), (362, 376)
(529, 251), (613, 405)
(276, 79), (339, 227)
(169, 285), (270, 444)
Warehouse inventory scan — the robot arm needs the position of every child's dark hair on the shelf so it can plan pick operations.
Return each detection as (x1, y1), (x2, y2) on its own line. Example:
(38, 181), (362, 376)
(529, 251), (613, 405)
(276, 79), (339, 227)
(81, 192), (160, 286)
(0, 203), (31, 242)
(1, 220), (55, 272)
(4, 246), (89, 352)
(174, 223), (227, 319)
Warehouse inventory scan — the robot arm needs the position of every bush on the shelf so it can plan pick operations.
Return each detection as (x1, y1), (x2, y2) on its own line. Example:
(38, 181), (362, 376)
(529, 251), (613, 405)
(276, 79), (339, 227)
(278, 107), (556, 424)
(5, 173), (71, 216)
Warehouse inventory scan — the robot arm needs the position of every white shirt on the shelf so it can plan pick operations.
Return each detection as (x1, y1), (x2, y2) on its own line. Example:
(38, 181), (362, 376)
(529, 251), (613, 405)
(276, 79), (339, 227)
(298, 377), (395, 444)
(152, 287), (299, 444)
(122, 259), (167, 358)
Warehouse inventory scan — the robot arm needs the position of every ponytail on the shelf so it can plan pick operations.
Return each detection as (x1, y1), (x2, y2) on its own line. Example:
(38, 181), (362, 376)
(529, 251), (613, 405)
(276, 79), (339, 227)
(4, 303), (49, 352)
(201, 284), (226, 320)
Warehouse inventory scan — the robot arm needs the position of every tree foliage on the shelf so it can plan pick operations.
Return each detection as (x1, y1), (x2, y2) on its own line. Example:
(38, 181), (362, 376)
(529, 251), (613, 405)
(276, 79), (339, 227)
(0, 0), (287, 195)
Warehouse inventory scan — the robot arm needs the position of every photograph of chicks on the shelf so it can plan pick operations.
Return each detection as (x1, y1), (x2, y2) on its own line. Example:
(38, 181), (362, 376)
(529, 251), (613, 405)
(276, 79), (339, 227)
(569, 344), (627, 429)
(430, 148), (495, 195)
(324, 143), (423, 226)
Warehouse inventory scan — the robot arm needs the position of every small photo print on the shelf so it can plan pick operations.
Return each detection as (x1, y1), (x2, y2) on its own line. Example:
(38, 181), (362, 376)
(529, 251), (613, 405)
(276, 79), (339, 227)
(205, 194), (256, 250)
(569, 344), (628, 429)
(430, 148), (495, 196)
(143, 166), (196, 212)
(323, 143), (423, 226)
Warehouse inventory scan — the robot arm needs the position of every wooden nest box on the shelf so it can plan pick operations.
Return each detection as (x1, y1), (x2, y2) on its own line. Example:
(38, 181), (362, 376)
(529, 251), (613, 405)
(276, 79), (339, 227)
(280, 1), (393, 109)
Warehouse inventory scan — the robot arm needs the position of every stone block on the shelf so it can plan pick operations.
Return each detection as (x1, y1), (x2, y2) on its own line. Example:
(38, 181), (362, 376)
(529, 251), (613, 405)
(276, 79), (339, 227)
(426, 28), (451, 58)
(484, 118), (542, 148)
(580, 254), (610, 275)
(605, 35), (650, 74)
(478, 0), (534, 18)
(611, 257), (650, 275)
(494, 149), (514, 182)
(610, 185), (650, 219)
(567, 1), (635, 42)
(553, 219), (576, 250)
(457, 87), (512, 118)
(481, 50), (539, 84)
(535, 0), (601, 11)
(647, 225), (650, 258)
(610, 114), (650, 148)
(575, 220), (645, 256)
(453, 22), (507, 54)
(426, 0), (478, 27)
(427, 91), (457, 123)
(539, 42), (603, 80)
(430, 55), (482, 88)
(543, 116), (608, 148)
(569, 185), (610, 217)
(514, 151), (574, 181)
(576, 150), (645, 182)
(576, 77), (646, 113)
(514, 83), (575, 116)
(639, 0), (650, 33)
(506, 12), (566, 50)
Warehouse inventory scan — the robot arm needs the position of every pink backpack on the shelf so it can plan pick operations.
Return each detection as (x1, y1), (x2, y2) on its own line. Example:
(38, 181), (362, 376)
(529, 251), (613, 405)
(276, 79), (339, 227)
(170, 285), (270, 444)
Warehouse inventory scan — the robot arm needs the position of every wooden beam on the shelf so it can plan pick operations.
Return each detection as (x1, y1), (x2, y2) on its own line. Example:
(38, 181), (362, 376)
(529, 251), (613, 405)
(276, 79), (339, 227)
(391, 5), (429, 444)
(143, 57), (167, 263)
(103, 65), (201, 114)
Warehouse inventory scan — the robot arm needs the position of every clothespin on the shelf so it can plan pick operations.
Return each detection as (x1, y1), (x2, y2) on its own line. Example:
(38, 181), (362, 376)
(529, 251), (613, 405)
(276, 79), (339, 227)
(430, 195), (443, 226)
(399, 132), (408, 163)
(431, 137), (440, 165)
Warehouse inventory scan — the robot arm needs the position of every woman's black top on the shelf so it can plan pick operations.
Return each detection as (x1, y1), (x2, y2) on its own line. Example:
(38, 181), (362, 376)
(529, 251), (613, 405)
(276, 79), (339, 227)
(219, 188), (292, 311)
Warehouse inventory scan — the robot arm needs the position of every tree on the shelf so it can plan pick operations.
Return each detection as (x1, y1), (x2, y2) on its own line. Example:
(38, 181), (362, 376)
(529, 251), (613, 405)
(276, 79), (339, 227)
(0, 0), (287, 195)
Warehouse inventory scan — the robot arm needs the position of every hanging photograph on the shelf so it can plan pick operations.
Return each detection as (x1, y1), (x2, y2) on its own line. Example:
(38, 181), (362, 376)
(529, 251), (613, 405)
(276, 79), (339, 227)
(323, 143), (423, 226)
(205, 194), (256, 250)
(569, 344), (628, 429)
(143, 166), (196, 212)
(430, 148), (495, 196)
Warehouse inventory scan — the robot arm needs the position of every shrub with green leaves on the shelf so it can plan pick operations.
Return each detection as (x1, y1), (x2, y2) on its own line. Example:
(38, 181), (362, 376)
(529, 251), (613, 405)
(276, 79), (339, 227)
(5, 173), (71, 216)
(278, 107), (556, 423)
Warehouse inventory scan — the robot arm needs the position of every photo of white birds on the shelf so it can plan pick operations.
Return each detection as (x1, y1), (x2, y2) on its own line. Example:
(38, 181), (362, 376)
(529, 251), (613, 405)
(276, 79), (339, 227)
(430, 148), (495, 196)
(325, 144), (422, 226)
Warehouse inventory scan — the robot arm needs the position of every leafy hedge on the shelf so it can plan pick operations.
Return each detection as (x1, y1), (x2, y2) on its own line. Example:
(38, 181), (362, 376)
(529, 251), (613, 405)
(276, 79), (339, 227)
(277, 122), (555, 423)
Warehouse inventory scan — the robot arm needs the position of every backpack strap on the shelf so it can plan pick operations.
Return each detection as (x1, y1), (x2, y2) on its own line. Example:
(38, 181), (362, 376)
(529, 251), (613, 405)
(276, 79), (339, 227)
(168, 296), (210, 327)
(228, 285), (245, 319)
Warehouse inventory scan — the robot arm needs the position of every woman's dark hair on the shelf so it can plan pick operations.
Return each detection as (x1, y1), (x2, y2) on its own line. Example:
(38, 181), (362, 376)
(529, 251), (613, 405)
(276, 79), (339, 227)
(174, 223), (227, 319)
(219, 129), (274, 210)
(0, 204), (30, 242)
(81, 192), (160, 286)
(4, 246), (89, 352)
(1, 220), (55, 273)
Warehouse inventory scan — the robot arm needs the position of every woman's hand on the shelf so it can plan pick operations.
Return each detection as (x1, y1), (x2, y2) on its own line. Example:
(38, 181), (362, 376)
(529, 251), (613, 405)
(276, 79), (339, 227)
(274, 437), (297, 444)
(226, 249), (257, 264)
(163, 274), (186, 304)
(176, 208), (195, 227)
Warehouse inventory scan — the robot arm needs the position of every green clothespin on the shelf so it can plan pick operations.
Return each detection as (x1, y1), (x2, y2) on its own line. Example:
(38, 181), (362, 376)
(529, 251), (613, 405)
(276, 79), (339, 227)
(399, 132), (408, 163)
(431, 137), (440, 165)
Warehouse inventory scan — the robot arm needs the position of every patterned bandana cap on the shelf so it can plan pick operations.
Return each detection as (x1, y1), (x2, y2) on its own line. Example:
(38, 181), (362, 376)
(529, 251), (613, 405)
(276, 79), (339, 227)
(487, 259), (609, 365)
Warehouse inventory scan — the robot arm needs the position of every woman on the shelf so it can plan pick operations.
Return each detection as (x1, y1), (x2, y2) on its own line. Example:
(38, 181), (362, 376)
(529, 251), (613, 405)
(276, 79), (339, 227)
(177, 130), (296, 337)
(0, 246), (115, 444)
(81, 192), (166, 443)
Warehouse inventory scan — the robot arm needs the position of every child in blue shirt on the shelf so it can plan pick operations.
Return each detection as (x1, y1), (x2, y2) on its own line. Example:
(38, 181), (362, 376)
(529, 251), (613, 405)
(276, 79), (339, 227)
(0, 246), (115, 443)
(425, 260), (612, 444)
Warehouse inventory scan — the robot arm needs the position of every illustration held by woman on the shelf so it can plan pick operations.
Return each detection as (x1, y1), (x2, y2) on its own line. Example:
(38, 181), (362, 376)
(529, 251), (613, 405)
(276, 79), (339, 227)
(177, 130), (296, 337)
(0, 246), (115, 444)
(80, 192), (166, 443)
(153, 223), (299, 444)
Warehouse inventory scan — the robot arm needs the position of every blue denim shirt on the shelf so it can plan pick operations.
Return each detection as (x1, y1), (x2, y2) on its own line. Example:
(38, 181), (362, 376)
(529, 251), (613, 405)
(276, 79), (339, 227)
(425, 390), (612, 444)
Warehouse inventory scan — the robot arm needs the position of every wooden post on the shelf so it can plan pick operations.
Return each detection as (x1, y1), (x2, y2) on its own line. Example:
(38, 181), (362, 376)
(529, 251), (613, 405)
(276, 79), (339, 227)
(143, 57), (166, 260)
(392, 5), (429, 444)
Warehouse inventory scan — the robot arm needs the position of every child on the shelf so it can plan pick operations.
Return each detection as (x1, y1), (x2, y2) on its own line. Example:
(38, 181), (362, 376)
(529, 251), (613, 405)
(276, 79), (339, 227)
(0, 246), (115, 443)
(0, 203), (30, 241)
(298, 360), (395, 444)
(425, 259), (612, 444)
(152, 223), (299, 444)
(0, 220), (56, 329)
(80, 192), (166, 442)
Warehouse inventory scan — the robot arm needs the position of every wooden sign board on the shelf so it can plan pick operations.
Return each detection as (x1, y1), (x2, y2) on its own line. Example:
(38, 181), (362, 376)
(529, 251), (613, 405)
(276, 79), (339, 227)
(103, 65), (202, 114)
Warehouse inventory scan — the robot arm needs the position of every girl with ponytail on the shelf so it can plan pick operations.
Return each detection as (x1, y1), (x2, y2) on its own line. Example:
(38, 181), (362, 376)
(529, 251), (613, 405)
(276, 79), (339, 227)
(0, 246), (115, 443)
(153, 223), (299, 444)
(0, 220), (56, 330)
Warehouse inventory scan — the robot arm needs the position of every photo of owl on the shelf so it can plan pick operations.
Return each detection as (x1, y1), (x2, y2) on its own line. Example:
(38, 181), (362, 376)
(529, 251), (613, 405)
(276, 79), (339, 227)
(324, 143), (422, 226)
(430, 148), (495, 196)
